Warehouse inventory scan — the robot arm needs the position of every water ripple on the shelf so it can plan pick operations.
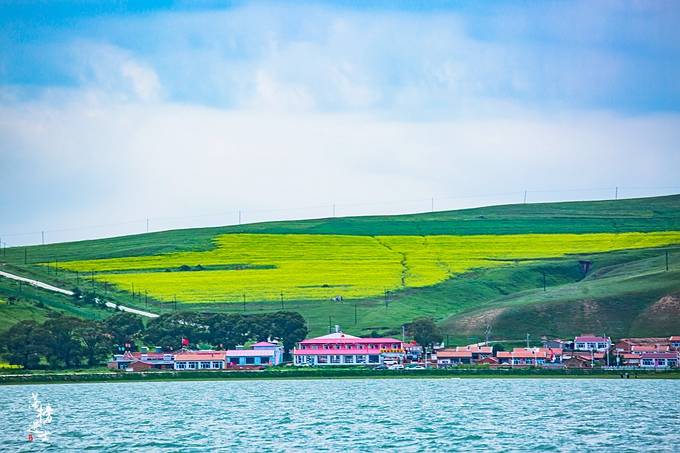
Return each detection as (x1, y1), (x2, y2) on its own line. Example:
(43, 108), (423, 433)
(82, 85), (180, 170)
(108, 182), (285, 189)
(0, 378), (678, 452)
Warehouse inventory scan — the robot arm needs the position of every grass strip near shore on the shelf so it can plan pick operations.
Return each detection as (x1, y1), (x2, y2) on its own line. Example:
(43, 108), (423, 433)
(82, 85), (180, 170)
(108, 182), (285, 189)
(2, 367), (679, 385)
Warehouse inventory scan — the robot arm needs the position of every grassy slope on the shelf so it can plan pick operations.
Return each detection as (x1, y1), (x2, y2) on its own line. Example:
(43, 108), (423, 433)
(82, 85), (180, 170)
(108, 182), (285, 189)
(1, 195), (679, 338)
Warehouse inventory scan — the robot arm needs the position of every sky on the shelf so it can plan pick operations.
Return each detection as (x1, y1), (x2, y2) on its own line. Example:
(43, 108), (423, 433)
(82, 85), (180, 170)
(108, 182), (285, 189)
(1, 1), (680, 245)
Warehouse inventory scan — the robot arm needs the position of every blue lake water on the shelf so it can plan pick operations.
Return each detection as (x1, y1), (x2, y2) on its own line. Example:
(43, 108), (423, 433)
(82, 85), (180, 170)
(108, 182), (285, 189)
(1, 378), (679, 452)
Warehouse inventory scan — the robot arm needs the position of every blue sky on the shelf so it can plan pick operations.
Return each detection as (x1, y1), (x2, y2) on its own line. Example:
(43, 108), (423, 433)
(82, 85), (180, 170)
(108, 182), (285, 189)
(1, 1), (680, 244)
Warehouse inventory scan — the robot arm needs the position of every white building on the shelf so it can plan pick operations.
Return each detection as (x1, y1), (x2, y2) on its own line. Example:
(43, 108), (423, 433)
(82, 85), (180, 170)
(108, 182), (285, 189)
(574, 335), (611, 352)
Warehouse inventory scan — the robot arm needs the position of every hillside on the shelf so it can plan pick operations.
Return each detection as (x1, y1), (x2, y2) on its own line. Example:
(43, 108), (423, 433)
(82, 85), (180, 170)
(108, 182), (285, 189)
(1, 194), (680, 340)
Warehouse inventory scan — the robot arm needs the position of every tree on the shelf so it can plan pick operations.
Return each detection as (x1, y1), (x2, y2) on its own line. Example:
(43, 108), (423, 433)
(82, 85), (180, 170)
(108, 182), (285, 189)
(269, 311), (308, 353)
(143, 312), (209, 351)
(407, 317), (443, 349)
(208, 313), (250, 349)
(1, 320), (50, 369)
(43, 316), (87, 368)
(104, 312), (144, 349)
(80, 321), (113, 366)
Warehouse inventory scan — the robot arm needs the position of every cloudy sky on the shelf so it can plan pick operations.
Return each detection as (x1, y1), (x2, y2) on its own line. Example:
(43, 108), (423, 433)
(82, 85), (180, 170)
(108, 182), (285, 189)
(2, 1), (680, 245)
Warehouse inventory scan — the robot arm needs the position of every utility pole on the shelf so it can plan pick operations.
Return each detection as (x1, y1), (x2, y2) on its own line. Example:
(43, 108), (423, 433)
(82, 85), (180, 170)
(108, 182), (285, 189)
(332, 204), (336, 217)
(666, 250), (670, 272)
(280, 291), (284, 310)
(24, 248), (27, 264)
(146, 218), (150, 233)
(523, 190), (527, 204)
(431, 197), (434, 212)
(402, 324), (405, 343)
(145, 290), (148, 308)
(384, 289), (388, 308)
(238, 210), (242, 225)
(542, 271), (546, 292)
(41, 231), (45, 245)
(526, 333), (530, 349)
(615, 186), (618, 200)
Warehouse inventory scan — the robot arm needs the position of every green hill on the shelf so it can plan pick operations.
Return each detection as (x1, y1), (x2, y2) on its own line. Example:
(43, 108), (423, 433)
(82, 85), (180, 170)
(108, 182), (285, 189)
(1, 194), (679, 341)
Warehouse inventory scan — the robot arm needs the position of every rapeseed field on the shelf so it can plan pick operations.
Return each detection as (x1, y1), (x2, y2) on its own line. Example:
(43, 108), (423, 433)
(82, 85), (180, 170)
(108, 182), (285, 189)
(55, 231), (680, 303)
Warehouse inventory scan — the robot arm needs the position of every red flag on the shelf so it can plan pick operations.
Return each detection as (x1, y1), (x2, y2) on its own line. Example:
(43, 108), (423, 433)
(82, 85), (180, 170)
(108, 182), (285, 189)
(181, 337), (189, 347)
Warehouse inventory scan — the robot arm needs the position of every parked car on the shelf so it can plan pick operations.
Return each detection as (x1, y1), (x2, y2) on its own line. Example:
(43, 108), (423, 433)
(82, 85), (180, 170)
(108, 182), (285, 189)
(405, 364), (425, 370)
(387, 364), (405, 370)
(373, 365), (388, 370)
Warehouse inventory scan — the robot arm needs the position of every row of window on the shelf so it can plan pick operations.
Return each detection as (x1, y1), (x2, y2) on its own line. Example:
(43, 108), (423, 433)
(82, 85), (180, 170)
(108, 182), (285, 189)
(575, 342), (609, 349)
(296, 355), (381, 364)
(641, 359), (678, 366)
(227, 357), (270, 365)
(299, 344), (400, 350)
(175, 361), (223, 370)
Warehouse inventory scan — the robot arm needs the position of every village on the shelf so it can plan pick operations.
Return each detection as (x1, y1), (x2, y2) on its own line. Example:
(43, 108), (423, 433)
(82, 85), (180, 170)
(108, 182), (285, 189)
(108, 328), (680, 373)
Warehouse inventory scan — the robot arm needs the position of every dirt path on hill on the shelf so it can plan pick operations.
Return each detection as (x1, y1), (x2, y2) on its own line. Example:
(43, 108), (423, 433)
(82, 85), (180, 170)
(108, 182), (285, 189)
(0, 268), (159, 318)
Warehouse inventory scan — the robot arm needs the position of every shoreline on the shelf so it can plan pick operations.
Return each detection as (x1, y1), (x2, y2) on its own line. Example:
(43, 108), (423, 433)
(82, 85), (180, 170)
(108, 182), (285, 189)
(2, 368), (679, 385)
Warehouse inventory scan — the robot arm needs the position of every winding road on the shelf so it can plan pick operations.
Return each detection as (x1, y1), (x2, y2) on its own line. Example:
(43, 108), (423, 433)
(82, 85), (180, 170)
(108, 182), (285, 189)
(0, 268), (159, 318)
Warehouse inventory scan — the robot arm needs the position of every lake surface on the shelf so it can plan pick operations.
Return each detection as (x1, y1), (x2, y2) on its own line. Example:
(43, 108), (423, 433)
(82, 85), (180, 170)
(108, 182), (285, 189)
(1, 378), (679, 452)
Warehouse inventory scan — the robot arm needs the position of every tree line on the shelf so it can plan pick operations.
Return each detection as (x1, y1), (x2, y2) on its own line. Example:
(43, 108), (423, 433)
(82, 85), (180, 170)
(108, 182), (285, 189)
(0, 310), (307, 369)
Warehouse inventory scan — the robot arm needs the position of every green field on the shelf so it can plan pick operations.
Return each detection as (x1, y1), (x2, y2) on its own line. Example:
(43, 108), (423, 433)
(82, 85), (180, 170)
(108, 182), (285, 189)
(2, 195), (680, 340)
(54, 231), (680, 303)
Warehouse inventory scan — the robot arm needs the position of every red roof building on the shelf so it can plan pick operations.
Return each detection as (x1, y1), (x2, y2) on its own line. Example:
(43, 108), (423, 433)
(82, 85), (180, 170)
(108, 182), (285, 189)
(174, 351), (226, 371)
(293, 331), (404, 366)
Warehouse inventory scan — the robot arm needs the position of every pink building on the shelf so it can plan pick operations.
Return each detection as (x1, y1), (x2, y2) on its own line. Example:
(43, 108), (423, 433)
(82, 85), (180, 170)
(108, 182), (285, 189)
(293, 331), (404, 366)
(639, 352), (679, 369)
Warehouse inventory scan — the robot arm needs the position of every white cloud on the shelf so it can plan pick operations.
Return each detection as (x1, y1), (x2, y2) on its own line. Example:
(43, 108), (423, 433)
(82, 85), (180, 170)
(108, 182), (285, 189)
(1, 91), (679, 244)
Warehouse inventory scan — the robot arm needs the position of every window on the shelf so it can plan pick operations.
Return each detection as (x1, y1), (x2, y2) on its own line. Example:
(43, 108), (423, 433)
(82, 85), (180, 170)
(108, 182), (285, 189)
(344, 355), (354, 364)
(200, 361), (211, 369)
(330, 355), (341, 364)
(356, 355), (366, 364)
(188, 362), (197, 369)
(212, 361), (221, 369)
(318, 355), (328, 364)
(642, 359), (654, 366)
(260, 356), (270, 364)
(368, 355), (380, 363)
(229, 357), (239, 365)
(176, 362), (186, 369)
(245, 357), (255, 364)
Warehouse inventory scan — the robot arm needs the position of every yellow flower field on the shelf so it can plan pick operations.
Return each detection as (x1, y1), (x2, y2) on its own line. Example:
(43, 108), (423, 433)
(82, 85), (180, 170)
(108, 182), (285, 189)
(55, 232), (680, 303)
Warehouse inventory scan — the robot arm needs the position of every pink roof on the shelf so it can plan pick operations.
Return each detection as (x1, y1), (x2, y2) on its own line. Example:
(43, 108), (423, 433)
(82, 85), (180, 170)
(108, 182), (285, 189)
(669, 336), (680, 341)
(225, 349), (275, 357)
(640, 352), (678, 359)
(252, 341), (277, 347)
(498, 350), (548, 359)
(293, 348), (383, 356)
(631, 345), (669, 352)
(299, 337), (402, 345)
(174, 352), (225, 361)
(575, 336), (609, 342)
(455, 345), (493, 353)
(438, 350), (473, 358)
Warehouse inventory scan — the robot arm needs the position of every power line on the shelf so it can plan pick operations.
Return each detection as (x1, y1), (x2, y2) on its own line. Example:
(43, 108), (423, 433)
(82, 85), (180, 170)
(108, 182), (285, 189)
(2, 185), (680, 246)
